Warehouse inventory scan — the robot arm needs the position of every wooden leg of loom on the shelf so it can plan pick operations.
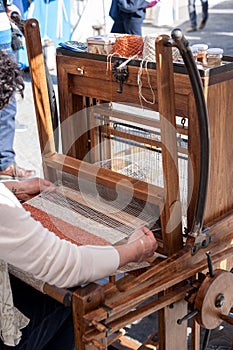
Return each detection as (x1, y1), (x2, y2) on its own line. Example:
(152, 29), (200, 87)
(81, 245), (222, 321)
(191, 320), (200, 350)
(158, 298), (188, 350)
(72, 283), (106, 350)
(138, 332), (159, 350)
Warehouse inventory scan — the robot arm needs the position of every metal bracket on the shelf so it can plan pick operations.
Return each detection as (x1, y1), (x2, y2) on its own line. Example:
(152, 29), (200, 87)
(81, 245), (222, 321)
(112, 59), (129, 93)
(189, 226), (211, 255)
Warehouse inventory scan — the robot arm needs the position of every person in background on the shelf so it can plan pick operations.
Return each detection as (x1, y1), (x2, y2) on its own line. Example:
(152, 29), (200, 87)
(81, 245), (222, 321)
(0, 49), (158, 349)
(0, 0), (35, 180)
(109, 0), (159, 36)
(187, 0), (208, 32)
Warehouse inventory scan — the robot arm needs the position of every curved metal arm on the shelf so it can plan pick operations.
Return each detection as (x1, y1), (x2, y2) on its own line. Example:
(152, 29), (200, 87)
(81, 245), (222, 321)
(165, 29), (210, 243)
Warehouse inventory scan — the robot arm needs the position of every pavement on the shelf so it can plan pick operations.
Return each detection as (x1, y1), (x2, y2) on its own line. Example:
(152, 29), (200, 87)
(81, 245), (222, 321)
(142, 0), (233, 56)
(14, 1), (233, 348)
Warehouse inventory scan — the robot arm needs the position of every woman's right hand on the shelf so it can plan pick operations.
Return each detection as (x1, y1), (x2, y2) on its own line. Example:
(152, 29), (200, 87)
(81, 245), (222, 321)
(116, 226), (158, 267)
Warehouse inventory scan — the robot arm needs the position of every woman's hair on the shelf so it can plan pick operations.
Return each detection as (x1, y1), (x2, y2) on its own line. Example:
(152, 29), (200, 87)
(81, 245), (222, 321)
(0, 50), (24, 110)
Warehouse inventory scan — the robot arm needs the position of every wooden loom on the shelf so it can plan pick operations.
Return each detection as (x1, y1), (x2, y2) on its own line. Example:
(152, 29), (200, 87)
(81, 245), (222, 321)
(14, 16), (233, 350)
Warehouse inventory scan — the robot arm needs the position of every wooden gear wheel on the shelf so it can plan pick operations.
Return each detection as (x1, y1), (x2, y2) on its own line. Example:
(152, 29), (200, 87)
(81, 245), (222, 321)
(194, 269), (233, 329)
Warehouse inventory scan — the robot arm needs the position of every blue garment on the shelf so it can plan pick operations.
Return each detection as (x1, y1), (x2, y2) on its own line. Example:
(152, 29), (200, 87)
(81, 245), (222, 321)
(0, 275), (74, 350)
(0, 2), (16, 171)
(0, 96), (16, 171)
(118, 0), (150, 14)
(0, 1), (12, 48)
(110, 0), (149, 36)
(188, 0), (208, 27)
(109, 0), (119, 20)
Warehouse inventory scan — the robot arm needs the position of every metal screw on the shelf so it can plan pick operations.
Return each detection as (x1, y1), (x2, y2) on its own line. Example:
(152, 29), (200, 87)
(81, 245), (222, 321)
(215, 293), (225, 308)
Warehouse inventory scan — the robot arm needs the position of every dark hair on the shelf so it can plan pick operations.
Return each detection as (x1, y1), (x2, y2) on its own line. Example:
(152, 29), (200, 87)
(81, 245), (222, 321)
(0, 50), (24, 110)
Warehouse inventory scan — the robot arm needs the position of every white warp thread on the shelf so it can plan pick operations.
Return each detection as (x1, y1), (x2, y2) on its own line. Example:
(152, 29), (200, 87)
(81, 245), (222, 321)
(138, 34), (182, 107)
(138, 34), (158, 107)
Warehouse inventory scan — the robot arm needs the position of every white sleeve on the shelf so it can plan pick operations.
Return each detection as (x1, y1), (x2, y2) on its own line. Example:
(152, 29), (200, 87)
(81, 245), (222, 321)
(0, 184), (119, 288)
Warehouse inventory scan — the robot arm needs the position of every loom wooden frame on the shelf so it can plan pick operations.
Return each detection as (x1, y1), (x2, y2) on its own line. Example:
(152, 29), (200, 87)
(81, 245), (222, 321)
(22, 18), (233, 350)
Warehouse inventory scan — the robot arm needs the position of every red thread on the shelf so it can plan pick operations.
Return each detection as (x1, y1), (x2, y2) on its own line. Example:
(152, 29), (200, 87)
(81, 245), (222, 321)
(111, 35), (144, 58)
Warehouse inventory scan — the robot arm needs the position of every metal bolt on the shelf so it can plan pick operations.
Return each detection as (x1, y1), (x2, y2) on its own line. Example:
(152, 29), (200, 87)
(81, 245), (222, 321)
(215, 293), (225, 308)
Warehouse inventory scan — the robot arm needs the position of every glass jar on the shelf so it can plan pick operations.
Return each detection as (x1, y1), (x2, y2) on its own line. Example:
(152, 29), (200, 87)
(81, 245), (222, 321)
(191, 44), (208, 65)
(206, 48), (224, 67)
(190, 46), (199, 61)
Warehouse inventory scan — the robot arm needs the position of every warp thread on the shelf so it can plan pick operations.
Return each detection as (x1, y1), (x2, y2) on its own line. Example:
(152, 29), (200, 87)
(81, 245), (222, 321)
(138, 34), (158, 107)
(138, 34), (182, 107)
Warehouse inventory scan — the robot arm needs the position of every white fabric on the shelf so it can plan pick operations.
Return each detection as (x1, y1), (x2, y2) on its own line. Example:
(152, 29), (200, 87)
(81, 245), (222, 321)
(0, 260), (29, 346)
(0, 183), (120, 345)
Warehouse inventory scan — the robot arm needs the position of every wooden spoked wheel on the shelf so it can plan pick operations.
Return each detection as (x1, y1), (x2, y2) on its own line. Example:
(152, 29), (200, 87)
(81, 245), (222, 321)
(194, 269), (233, 329)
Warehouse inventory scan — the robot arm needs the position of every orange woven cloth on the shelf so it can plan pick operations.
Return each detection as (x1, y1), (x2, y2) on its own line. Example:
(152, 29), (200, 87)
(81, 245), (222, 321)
(111, 34), (144, 57)
(23, 203), (110, 247)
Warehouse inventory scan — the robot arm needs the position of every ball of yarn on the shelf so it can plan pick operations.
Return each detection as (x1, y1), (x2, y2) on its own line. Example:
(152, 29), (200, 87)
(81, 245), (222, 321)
(111, 34), (144, 58)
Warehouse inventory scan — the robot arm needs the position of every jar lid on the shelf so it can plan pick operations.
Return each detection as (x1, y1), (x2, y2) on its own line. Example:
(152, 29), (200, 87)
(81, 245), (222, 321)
(191, 46), (199, 53)
(191, 44), (208, 51)
(207, 48), (224, 55)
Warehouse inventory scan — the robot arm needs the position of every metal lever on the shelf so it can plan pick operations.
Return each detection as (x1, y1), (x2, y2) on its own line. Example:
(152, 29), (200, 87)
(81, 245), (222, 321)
(166, 28), (210, 254)
(206, 251), (214, 277)
(220, 314), (233, 325)
(177, 309), (199, 324)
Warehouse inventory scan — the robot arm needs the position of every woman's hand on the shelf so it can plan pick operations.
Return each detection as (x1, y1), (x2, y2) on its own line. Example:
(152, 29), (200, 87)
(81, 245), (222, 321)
(116, 226), (158, 267)
(4, 177), (56, 202)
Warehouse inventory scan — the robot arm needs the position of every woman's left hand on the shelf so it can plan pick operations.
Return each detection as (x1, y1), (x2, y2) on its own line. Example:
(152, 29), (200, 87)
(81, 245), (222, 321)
(4, 177), (56, 202)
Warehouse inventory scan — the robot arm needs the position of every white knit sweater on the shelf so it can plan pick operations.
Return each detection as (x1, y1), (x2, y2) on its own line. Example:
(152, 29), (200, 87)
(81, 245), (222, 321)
(0, 183), (119, 288)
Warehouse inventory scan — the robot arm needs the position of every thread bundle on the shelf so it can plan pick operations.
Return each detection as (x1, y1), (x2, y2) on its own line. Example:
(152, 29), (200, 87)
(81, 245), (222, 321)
(109, 33), (182, 107)
(142, 34), (181, 62)
(111, 34), (144, 58)
(142, 34), (158, 62)
(110, 33), (181, 62)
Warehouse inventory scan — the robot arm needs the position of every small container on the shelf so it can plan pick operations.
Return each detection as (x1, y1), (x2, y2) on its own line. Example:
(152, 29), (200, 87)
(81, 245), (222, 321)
(190, 46), (199, 61)
(87, 35), (116, 55)
(206, 48), (223, 67)
(191, 44), (208, 65)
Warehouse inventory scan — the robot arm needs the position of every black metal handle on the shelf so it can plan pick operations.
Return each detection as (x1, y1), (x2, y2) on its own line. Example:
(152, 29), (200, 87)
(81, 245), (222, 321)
(166, 28), (210, 238)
